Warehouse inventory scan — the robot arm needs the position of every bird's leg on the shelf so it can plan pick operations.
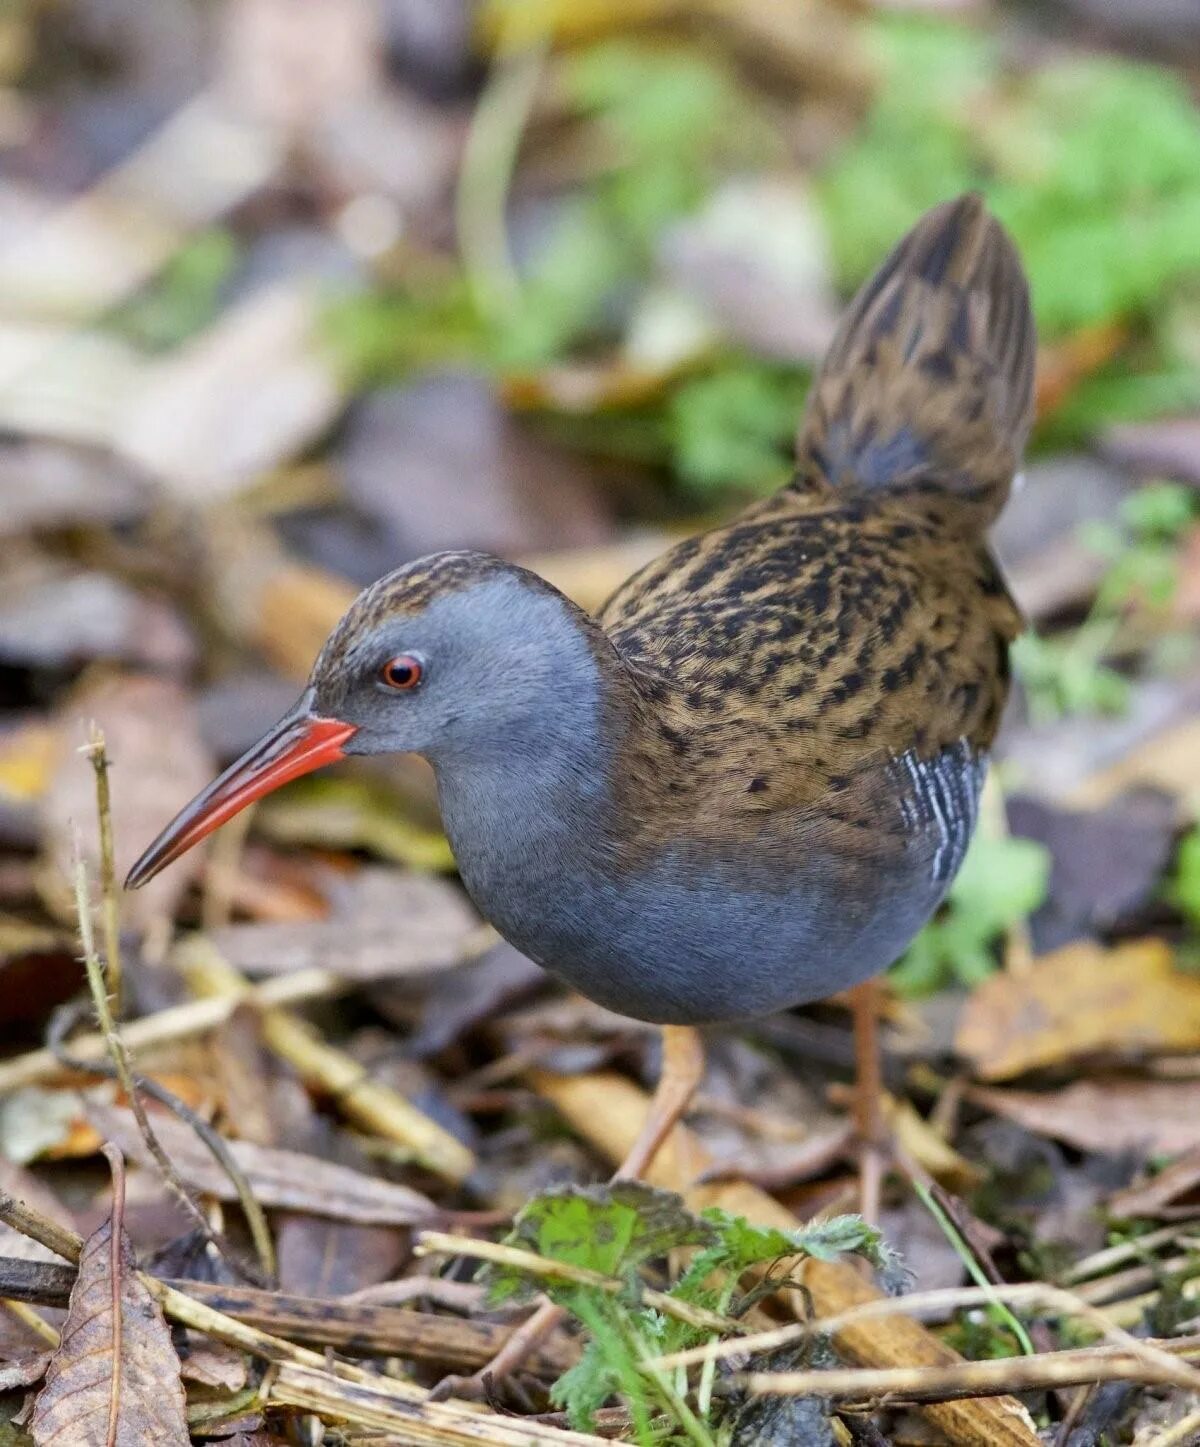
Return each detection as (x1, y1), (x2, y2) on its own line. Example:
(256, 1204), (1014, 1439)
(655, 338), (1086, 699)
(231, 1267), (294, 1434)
(614, 1024), (705, 1181)
(431, 1024), (705, 1403)
(850, 979), (887, 1223)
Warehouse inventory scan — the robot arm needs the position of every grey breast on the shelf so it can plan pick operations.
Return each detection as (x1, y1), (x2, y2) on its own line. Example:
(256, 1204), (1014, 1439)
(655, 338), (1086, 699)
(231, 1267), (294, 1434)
(456, 741), (987, 1027)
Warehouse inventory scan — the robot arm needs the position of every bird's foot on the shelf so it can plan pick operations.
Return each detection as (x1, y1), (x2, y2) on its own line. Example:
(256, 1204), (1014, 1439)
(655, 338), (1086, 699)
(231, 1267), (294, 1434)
(432, 1024), (706, 1401)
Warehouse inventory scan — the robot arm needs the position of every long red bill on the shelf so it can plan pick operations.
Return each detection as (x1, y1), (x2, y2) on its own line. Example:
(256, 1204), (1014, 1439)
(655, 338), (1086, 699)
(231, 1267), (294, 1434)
(125, 696), (357, 889)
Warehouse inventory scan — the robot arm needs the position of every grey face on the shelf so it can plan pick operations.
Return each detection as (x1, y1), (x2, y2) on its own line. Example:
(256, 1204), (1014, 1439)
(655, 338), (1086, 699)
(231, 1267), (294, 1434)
(310, 573), (603, 767)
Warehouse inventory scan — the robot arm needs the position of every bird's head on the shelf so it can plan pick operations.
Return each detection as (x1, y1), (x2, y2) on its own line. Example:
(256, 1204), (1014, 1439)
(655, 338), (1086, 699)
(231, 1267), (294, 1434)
(126, 552), (602, 888)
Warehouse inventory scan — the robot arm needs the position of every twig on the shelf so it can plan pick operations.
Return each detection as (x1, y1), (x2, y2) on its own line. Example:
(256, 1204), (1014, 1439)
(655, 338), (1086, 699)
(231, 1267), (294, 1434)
(181, 938), (477, 1184)
(1, 1298), (59, 1348)
(1150, 1406), (1200, 1447)
(270, 1359), (613, 1444)
(81, 728), (123, 1014)
(1101, 1274), (1200, 1331)
(1073, 1253), (1199, 1308)
(413, 1230), (745, 1338)
(0, 1191), (83, 1263)
(0, 965), (347, 1092)
(739, 1347), (1198, 1403)
(653, 1281), (1200, 1392)
(1065, 1219), (1200, 1284)
(50, 1008), (275, 1286)
(0, 1187), (550, 1407)
(70, 836), (275, 1285)
(0, 1257), (576, 1375)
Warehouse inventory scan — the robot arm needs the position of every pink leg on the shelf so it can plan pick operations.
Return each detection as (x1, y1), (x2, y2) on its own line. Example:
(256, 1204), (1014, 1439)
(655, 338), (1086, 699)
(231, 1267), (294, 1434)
(432, 1025), (705, 1401)
(851, 979), (887, 1223)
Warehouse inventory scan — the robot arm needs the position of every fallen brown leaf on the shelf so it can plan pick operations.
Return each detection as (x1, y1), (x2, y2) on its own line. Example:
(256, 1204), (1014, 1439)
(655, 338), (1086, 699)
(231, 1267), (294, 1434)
(40, 673), (214, 929)
(1069, 715), (1200, 809)
(955, 939), (1200, 1081)
(277, 1211), (407, 1300)
(29, 1154), (188, 1447)
(0, 1351), (51, 1389)
(207, 867), (481, 980)
(177, 1338), (248, 1391)
(969, 1077), (1200, 1157)
(116, 285), (342, 504)
(88, 1102), (437, 1226)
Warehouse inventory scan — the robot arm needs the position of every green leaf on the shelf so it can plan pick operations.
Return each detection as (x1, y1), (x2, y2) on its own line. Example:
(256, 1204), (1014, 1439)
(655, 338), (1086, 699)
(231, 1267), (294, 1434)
(1010, 627), (1131, 726)
(1170, 827), (1200, 931)
(487, 1182), (714, 1304)
(676, 1208), (897, 1301)
(550, 1300), (635, 1435)
(668, 364), (805, 496)
(818, 16), (1200, 349)
(1120, 482), (1199, 543)
(114, 230), (238, 351)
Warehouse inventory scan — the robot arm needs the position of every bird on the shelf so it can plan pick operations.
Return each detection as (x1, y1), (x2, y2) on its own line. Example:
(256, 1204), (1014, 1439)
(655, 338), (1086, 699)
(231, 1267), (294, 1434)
(128, 188), (1032, 1270)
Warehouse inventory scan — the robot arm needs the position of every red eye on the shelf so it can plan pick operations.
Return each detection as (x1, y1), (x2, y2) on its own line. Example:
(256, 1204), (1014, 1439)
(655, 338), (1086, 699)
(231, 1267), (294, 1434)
(380, 654), (423, 691)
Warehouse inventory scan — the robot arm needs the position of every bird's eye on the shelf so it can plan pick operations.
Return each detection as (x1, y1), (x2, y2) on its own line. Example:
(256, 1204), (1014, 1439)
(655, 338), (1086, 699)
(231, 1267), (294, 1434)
(379, 654), (424, 691)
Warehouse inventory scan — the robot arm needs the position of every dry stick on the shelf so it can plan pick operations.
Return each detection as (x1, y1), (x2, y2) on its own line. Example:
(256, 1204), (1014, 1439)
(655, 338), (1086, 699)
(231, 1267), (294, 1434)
(70, 836), (276, 1285)
(101, 1143), (126, 1447)
(1, 1298), (59, 1348)
(653, 1280), (1200, 1394)
(82, 729), (122, 1014)
(1073, 1253), (1200, 1308)
(49, 1011), (275, 1288)
(83, 731), (276, 1279)
(0, 967), (346, 1093)
(1096, 1274), (1200, 1332)
(0, 1200), (644, 1446)
(1065, 1218), (1200, 1284)
(413, 1230), (743, 1338)
(0, 1258), (576, 1375)
(0, 1192), (83, 1264)
(49, 995), (277, 1290)
(0, 1186), (580, 1427)
(270, 1360), (613, 1446)
(180, 937), (478, 1184)
(72, 838), (235, 1264)
(739, 1349), (1196, 1403)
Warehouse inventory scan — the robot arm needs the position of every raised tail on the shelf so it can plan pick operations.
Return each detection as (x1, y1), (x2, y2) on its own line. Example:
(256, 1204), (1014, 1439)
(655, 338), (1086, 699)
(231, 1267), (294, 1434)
(795, 193), (1035, 527)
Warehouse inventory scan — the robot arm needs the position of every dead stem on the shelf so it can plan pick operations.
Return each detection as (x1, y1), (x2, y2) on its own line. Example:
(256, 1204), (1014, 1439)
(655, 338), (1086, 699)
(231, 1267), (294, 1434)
(739, 1347), (1198, 1402)
(181, 937), (478, 1184)
(81, 727), (123, 1014)
(1150, 1406), (1200, 1447)
(0, 966), (348, 1093)
(654, 1281), (1200, 1394)
(71, 833), (276, 1284)
(1, 1297), (59, 1348)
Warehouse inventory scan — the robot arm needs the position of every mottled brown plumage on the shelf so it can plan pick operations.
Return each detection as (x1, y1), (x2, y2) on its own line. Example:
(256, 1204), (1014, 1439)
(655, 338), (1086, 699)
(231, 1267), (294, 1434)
(594, 193), (1031, 879)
